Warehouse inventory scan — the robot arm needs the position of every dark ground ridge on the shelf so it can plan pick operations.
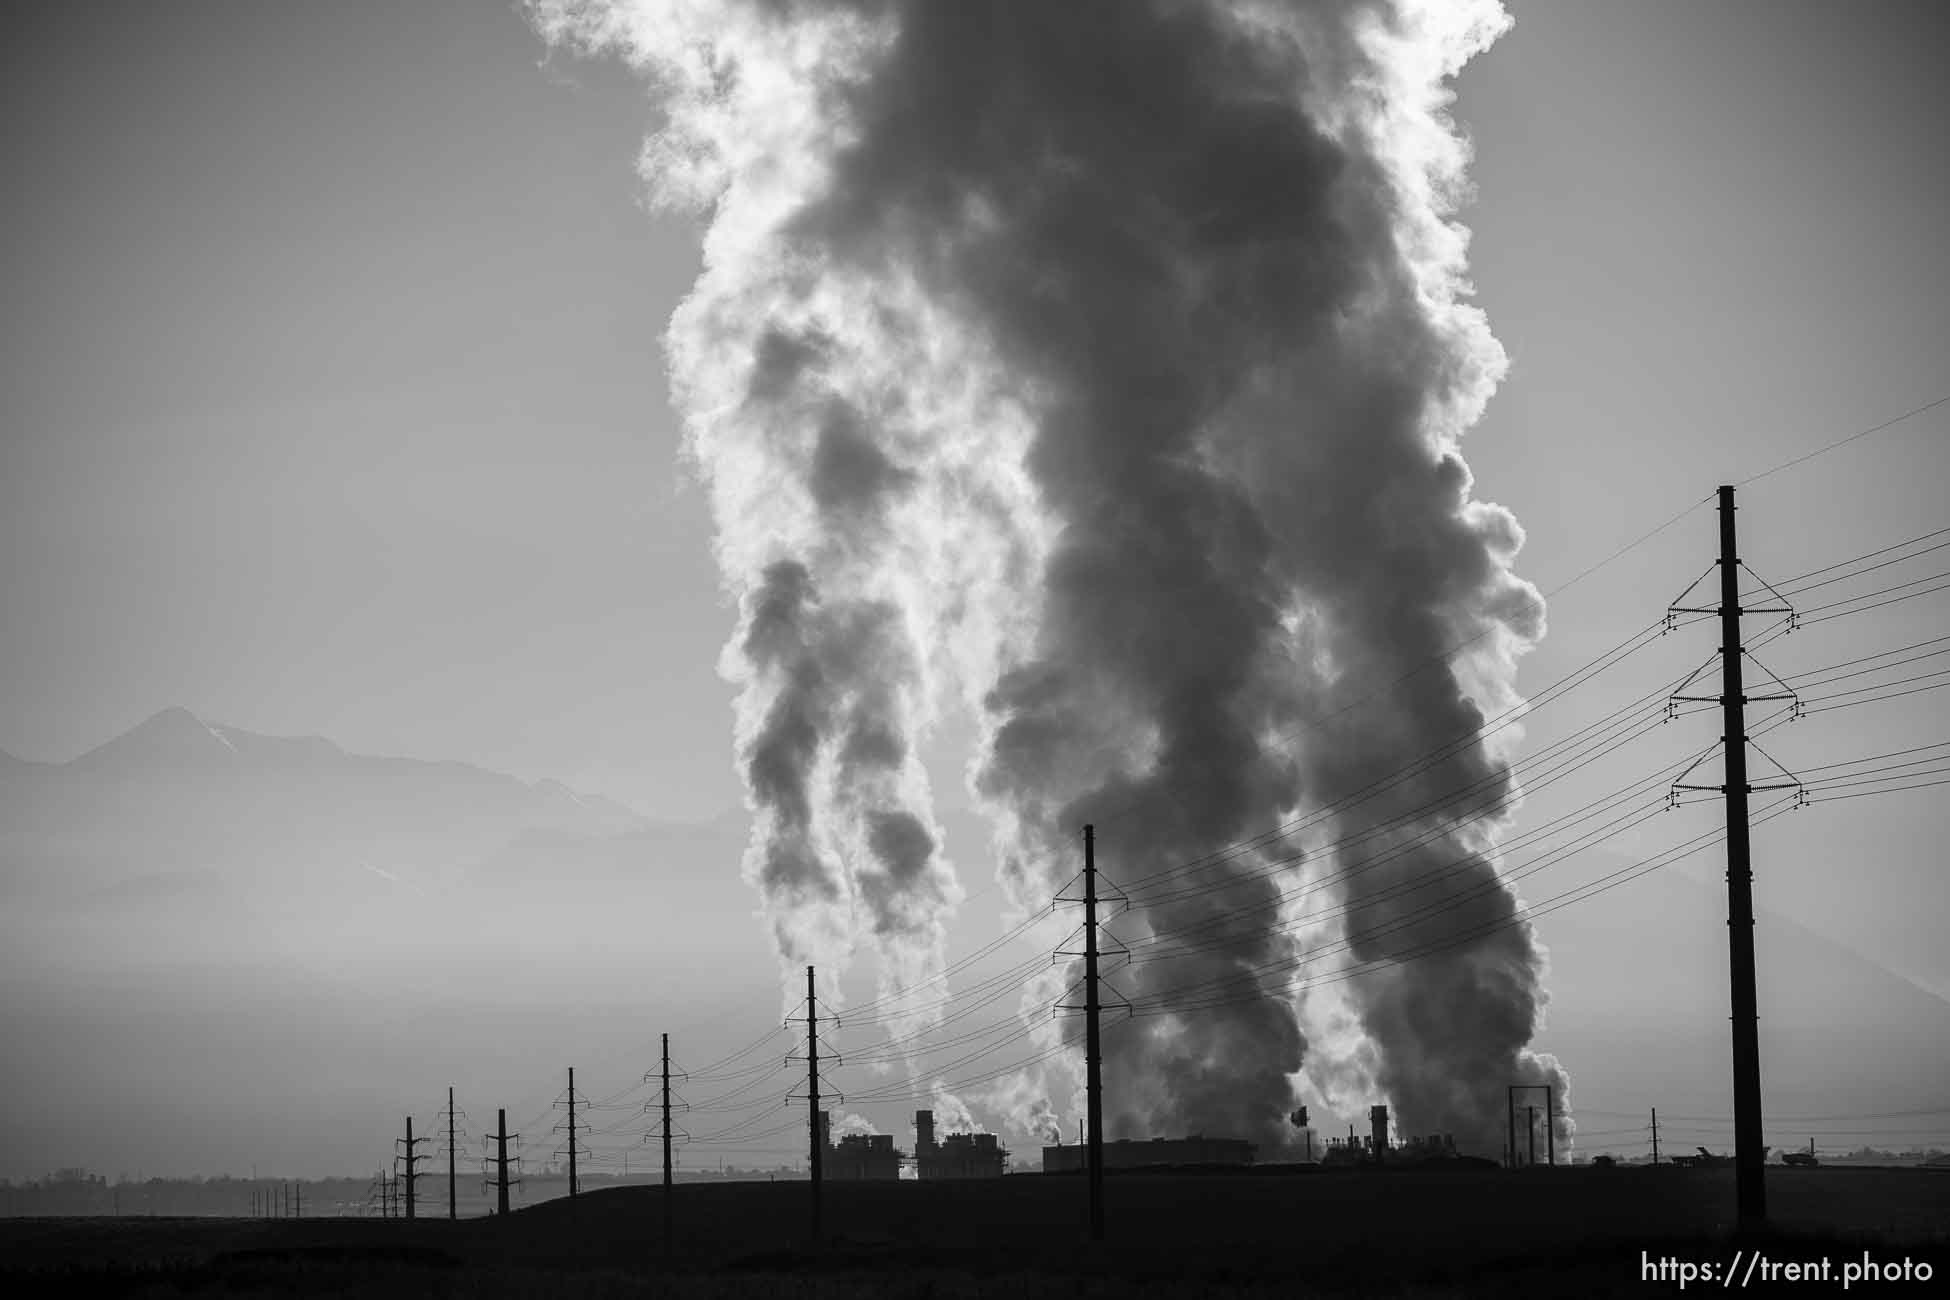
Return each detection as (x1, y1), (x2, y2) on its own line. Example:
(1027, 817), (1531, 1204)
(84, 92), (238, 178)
(1, 1166), (1943, 1297)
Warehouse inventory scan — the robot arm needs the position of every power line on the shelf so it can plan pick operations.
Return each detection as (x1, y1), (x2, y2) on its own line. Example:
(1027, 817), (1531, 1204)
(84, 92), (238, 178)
(1794, 569), (1950, 617)
(1131, 795), (1799, 1019)
(1799, 675), (1950, 712)
(1802, 775), (1950, 805)
(1784, 637), (1950, 688)
(1114, 619), (1674, 894)
(851, 676), (1932, 1107)
(1779, 538), (1950, 597)
(1737, 393), (1950, 486)
(485, 526), (1942, 1165)
(1795, 577), (1950, 628)
(736, 527), (1944, 1092)
(1127, 727), (1699, 966)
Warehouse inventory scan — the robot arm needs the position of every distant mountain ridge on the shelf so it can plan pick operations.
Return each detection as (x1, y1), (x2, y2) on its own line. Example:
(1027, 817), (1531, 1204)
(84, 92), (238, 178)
(0, 714), (775, 1185)
(50, 707), (640, 822)
(0, 706), (695, 902)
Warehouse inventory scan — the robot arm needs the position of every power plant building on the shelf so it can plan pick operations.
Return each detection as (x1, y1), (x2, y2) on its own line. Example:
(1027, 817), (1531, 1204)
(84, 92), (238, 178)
(914, 1110), (1007, 1179)
(812, 1110), (1005, 1180)
(827, 1132), (902, 1181)
(1041, 1136), (1255, 1173)
(1323, 1124), (1459, 1165)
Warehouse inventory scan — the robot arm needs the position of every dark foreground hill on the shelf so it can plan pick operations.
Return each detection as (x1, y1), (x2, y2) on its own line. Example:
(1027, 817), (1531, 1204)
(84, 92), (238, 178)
(2, 1165), (1945, 1297)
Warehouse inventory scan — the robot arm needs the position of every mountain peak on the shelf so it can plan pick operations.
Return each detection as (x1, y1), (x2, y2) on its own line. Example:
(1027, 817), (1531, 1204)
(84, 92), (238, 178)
(143, 706), (209, 732)
(70, 707), (239, 771)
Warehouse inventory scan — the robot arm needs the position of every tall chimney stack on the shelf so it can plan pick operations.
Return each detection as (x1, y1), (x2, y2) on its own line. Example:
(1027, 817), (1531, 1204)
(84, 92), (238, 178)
(915, 1110), (935, 1155)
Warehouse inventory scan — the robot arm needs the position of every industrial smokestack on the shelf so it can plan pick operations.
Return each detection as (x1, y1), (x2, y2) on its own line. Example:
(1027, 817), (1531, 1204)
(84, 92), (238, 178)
(533, 0), (1564, 1154)
(1370, 1105), (1390, 1163)
(914, 1109), (935, 1156)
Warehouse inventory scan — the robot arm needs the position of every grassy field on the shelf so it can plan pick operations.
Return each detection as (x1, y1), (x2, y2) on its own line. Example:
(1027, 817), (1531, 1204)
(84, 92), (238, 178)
(2, 1165), (1944, 1297)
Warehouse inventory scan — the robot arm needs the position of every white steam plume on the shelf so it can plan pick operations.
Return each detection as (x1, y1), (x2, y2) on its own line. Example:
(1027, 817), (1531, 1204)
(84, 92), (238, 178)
(532, 0), (1567, 1153)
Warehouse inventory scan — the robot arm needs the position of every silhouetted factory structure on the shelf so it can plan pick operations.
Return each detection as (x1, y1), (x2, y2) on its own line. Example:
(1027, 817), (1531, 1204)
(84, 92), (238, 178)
(828, 1131), (903, 1180)
(1316, 1106), (1461, 1165)
(817, 1103), (1459, 1179)
(1033, 1102), (1457, 1173)
(1041, 1135), (1255, 1173)
(913, 1109), (1008, 1179)
(816, 1110), (1008, 1180)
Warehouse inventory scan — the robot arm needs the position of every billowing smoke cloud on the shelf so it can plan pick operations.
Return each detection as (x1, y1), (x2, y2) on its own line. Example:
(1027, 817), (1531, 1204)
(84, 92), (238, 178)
(532, 0), (1566, 1153)
(926, 1084), (987, 1136)
(978, 1062), (1065, 1147)
(831, 1111), (879, 1138)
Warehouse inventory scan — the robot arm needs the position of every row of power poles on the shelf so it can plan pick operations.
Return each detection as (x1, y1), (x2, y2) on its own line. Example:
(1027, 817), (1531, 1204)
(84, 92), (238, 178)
(373, 1055), (687, 1235)
(250, 1183), (300, 1217)
(375, 1099), (510, 1219)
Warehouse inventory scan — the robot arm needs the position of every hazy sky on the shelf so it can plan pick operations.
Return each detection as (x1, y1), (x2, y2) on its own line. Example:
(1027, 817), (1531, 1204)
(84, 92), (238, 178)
(3, 0), (1940, 785)
(10, 0), (1944, 921)
(3, 1), (1947, 1175)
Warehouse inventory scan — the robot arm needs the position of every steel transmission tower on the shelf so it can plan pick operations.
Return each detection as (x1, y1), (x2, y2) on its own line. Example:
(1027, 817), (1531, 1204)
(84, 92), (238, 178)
(1083, 826), (1104, 1241)
(396, 1117), (429, 1220)
(786, 966), (841, 1246)
(1666, 484), (1801, 1230)
(486, 1109), (520, 1217)
(806, 965), (822, 1242)
(555, 1067), (589, 1200)
(444, 1087), (459, 1220)
(1056, 824), (1129, 1242)
(656, 1033), (691, 1258)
